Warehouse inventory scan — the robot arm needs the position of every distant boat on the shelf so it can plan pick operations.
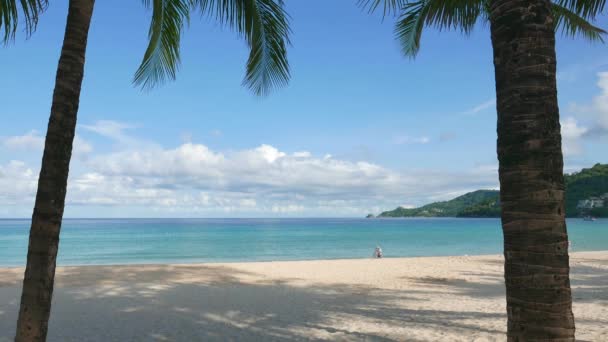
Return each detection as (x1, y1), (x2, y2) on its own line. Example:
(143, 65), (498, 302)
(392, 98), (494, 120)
(583, 216), (597, 221)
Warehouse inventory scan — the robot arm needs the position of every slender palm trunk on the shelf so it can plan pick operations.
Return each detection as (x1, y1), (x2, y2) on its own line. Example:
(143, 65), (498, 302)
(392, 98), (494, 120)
(15, 1), (95, 341)
(489, 0), (574, 340)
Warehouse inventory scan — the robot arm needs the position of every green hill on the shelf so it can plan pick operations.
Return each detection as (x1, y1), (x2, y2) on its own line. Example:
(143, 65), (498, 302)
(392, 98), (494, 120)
(378, 190), (499, 217)
(457, 197), (501, 217)
(564, 163), (608, 216)
(377, 163), (608, 218)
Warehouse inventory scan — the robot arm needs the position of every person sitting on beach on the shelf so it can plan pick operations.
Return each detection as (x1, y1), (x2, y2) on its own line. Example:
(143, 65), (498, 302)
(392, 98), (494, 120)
(374, 246), (383, 258)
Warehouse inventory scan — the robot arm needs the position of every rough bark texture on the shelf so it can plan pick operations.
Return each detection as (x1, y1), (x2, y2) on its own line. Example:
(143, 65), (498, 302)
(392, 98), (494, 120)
(489, 0), (575, 341)
(15, 1), (95, 341)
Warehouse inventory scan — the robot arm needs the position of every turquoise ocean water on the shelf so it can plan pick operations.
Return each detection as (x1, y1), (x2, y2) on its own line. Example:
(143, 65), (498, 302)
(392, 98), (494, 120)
(0, 218), (606, 266)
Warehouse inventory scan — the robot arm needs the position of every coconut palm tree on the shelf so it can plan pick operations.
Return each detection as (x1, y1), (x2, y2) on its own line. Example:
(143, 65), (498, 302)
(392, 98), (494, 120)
(2, 0), (291, 340)
(361, 0), (605, 340)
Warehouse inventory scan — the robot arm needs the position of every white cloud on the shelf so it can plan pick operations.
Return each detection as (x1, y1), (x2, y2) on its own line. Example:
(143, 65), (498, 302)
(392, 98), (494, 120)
(271, 204), (304, 213)
(87, 143), (405, 196)
(393, 135), (431, 145)
(254, 144), (286, 163)
(593, 71), (608, 132)
(464, 98), (496, 115)
(2, 130), (92, 157)
(81, 120), (133, 140)
(561, 117), (588, 157)
(0, 160), (38, 205)
(88, 143), (224, 179)
(471, 163), (498, 175)
(293, 151), (312, 158)
(81, 120), (150, 149)
(559, 71), (608, 158)
(74, 135), (93, 156)
(567, 72), (608, 137)
(561, 117), (588, 140)
(3, 130), (44, 150)
(0, 123), (502, 217)
(63, 141), (497, 215)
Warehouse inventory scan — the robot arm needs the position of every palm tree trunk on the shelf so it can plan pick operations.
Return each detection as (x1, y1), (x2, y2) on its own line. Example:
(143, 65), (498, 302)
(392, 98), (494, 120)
(489, 0), (574, 340)
(15, 1), (95, 341)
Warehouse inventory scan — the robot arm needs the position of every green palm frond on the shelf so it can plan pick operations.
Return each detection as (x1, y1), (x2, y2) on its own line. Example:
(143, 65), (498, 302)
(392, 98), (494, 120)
(390, 0), (604, 58)
(193, 0), (291, 96)
(133, 0), (190, 90)
(556, 0), (606, 19)
(394, 1), (429, 57)
(0, 0), (47, 44)
(553, 2), (606, 42)
(420, 0), (483, 32)
(357, 0), (408, 17)
(242, 0), (290, 96)
(395, 0), (483, 57)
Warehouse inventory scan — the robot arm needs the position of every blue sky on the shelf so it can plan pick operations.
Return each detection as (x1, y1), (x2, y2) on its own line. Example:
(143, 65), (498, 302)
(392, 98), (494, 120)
(1, 0), (607, 217)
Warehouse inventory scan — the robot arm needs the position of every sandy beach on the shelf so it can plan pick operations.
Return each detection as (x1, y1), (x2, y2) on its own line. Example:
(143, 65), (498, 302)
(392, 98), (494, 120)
(1, 252), (607, 341)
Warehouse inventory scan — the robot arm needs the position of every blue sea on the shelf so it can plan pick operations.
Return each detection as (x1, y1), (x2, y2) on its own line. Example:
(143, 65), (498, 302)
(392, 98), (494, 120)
(0, 218), (606, 267)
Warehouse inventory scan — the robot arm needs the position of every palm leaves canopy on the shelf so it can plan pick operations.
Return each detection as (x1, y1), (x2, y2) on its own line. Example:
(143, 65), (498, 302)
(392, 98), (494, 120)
(134, 0), (291, 95)
(0, 0), (47, 43)
(359, 0), (606, 57)
(2, 0), (290, 95)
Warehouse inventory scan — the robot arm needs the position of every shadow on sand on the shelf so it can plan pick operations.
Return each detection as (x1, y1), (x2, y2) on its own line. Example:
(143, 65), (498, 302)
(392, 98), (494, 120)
(0, 257), (606, 341)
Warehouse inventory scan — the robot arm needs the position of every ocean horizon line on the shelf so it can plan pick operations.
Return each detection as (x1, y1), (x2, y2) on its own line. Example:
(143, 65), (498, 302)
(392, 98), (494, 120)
(0, 217), (506, 220)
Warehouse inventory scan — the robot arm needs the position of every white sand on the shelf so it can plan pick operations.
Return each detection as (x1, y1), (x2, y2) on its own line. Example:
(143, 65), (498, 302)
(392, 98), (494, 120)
(1, 251), (606, 341)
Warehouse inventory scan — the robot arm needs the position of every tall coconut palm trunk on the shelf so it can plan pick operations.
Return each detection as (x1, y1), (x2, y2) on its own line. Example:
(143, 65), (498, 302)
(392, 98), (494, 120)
(489, 0), (574, 340)
(15, 0), (95, 341)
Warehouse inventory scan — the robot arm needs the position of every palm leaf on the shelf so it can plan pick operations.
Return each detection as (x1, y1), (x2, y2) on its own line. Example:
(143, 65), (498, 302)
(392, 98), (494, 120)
(133, 0), (190, 90)
(241, 0), (290, 96)
(395, 0), (483, 57)
(556, 0), (606, 19)
(357, 0), (408, 17)
(0, 0), (47, 44)
(394, 1), (428, 57)
(553, 2), (606, 42)
(193, 0), (291, 96)
(424, 0), (482, 32)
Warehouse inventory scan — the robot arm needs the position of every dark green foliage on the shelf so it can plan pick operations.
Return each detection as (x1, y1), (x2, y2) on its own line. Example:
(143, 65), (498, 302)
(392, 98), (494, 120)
(191, 0), (291, 95)
(378, 190), (499, 217)
(0, 0), (47, 43)
(394, 0), (484, 57)
(134, 0), (190, 90)
(457, 198), (501, 217)
(556, 0), (606, 19)
(564, 163), (608, 215)
(378, 164), (608, 218)
(589, 206), (608, 216)
(134, 0), (291, 95)
(362, 0), (606, 58)
(553, 2), (606, 42)
(357, 0), (407, 16)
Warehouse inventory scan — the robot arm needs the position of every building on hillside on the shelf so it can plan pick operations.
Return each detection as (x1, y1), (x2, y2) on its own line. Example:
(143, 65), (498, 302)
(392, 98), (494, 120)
(577, 197), (605, 209)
